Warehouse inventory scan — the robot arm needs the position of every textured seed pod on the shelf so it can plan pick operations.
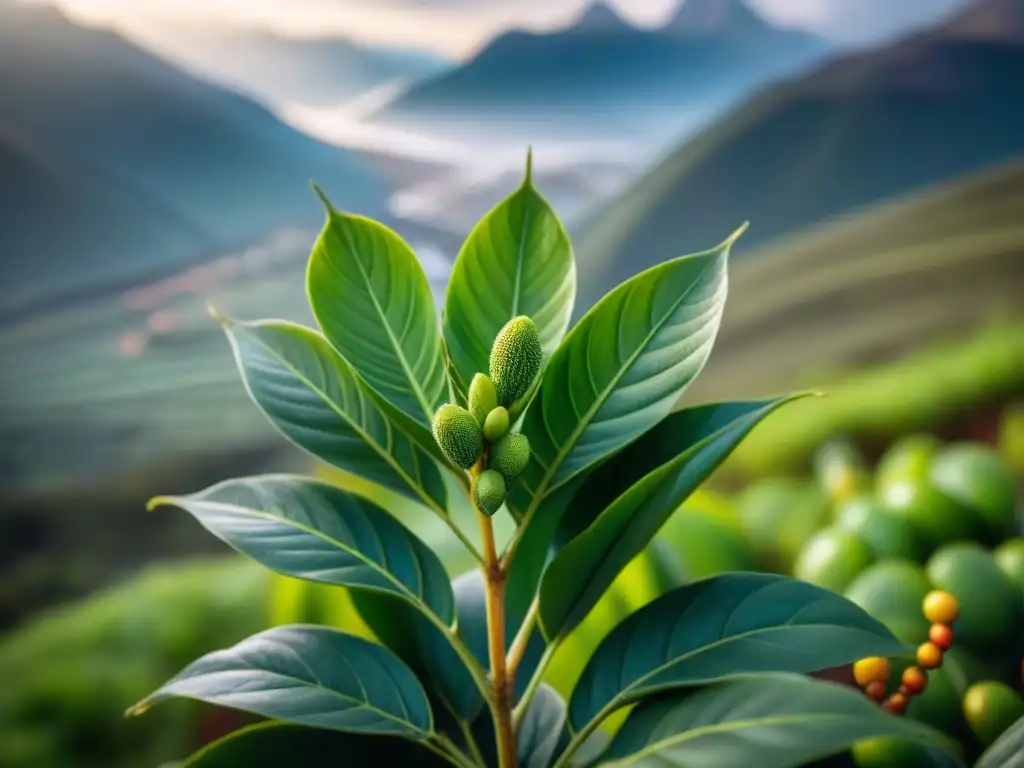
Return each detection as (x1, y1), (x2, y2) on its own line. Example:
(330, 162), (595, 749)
(490, 432), (531, 481)
(432, 404), (483, 469)
(468, 373), (498, 426)
(489, 316), (542, 406)
(483, 407), (510, 442)
(475, 469), (506, 516)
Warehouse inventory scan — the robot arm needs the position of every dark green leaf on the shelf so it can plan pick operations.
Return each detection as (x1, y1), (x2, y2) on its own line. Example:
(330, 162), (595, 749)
(539, 395), (807, 639)
(354, 569), (546, 722)
(518, 684), (567, 768)
(150, 475), (454, 626)
(505, 230), (740, 630)
(307, 192), (447, 427)
(185, 723), (455, 767)
(443, 153), (575, 390)
(569, 572), (908, 732)
(595, 673), (946, 768)
(130, 626), (432, 738)
(977, 714), (1024, 768)
(221, 318), (447, 510)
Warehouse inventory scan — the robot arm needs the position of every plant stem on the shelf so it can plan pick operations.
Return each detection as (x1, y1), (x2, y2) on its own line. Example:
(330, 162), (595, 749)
(506, 598), (539, 679)
(428, 733), (482, 768)
(457, 717), (488, 767)
(473, 462), (519, 768)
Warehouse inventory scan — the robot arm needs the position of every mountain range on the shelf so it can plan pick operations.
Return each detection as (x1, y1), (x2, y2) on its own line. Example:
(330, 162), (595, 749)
(0, 3), (388, 318)
(377, 0), (831, 129)
(574, 0), (1024, 310)
(144, 28), (452, 108)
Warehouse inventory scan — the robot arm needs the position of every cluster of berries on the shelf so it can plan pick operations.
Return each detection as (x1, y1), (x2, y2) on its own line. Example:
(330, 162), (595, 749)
(432, 316), (542, 515)
(853, 589), (960, 715)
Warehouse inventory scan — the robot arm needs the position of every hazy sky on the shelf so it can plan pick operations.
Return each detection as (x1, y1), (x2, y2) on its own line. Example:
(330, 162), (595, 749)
(49, 0), (965, 58)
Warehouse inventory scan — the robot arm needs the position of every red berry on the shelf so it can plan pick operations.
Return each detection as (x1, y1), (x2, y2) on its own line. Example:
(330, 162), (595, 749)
(865, 681), (887, 701)
(929, 623), (954, 650)
(902, 667), (928, 695)
(883, 693), (910, 714)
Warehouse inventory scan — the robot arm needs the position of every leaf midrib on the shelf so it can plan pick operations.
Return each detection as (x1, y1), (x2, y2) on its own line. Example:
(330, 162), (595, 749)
(326, 216), (438, 423)
(581, 619), (896, 726)
(156, 658), (430, 736)
(237, 322), (444, 517)
(184, 497), (450, 627)
(524, 256), (718, 526)
(606, 712), (853, 765)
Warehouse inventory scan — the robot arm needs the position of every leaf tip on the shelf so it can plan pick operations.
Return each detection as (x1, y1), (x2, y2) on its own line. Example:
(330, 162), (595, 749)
(723, 221), (750, 249)
(207, 303), (229, 325)
(146, 495), (172, 513)
(310, 181), (337, 215)
(524, 146), (534, 187)
(124, 701), (148, 718)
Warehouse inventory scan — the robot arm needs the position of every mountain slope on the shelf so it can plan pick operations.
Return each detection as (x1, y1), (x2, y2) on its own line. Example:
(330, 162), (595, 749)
(573, 0), (1024, 309)
(378, 0), (828, 127)
(681, 157), (1024, 404)
(145, 28), (451, 107)
(0, 4), (387, 315)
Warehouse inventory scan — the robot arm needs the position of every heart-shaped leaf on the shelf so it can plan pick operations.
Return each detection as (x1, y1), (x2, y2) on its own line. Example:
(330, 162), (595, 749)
(593, 673), (946, 768)
(307, 190), (447, 427)
(539, 395), (806, 640)
(185, 723), (455, 767)
(568, 572), (908, 733)
(129, 625), (433, 738)
(221, 318), (448, 511)
(518, 684), (568, 768)
(149, 475), (454, 627)
(505, 229), (739, 629)
(977, 713), (1024, 768)
(443, 152), (575, 391)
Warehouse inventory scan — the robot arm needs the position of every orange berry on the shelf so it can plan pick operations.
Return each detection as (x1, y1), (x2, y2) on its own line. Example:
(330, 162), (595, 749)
(929, 623), (954, 650)
(883, 692), (910, 714)
(902, 666), (928, 695)
(865, 681), (887, 701)
(854, 656), (891, 687)
(923, 590), (959, 625)
(917, 642), (943, 670)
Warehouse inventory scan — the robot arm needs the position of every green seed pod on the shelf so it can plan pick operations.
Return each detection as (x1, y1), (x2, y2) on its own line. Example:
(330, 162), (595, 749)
(468, 373), (498, 426)
(483, 407), (510, 442)
(432, 404), (483, 469)
(489, 316), (542, 407)
(490, 432), (531, 481)
(475, 469), (506, 517)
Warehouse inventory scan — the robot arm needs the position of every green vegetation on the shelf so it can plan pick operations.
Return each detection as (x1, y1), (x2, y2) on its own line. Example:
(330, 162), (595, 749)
(123, 160), (944, 768)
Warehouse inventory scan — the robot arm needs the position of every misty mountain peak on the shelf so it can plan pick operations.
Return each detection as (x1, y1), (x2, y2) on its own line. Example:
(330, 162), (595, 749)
(569, 1), (634, 34)
(664, 0), (769, 37)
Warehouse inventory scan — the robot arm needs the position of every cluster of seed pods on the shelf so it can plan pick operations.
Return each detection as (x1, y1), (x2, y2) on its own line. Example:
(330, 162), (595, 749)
(853, 590), (960, 715)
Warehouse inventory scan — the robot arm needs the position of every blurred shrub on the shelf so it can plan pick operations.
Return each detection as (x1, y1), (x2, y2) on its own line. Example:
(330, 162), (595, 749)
(0, 557), (268, 768)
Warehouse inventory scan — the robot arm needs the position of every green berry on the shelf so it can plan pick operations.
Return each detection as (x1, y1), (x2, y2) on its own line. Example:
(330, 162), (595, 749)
(468, 373), (498, 426)
(475, 470), (506, 516)
(491, 432), (531, 480)
(432, 404), (483, 469)
(483, 407), (510, 442)
(489, 316), (542, 407)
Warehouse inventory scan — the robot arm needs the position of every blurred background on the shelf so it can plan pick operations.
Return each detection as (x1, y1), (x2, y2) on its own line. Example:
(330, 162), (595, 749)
(0, 0), (1022, 765)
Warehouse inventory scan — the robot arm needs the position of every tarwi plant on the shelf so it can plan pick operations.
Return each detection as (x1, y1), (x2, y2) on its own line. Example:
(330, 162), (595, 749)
(129, 154), (954, 767)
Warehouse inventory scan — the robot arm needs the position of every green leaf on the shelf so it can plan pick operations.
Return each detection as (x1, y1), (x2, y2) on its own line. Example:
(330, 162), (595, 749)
(149, 475), (454, 627)
(518, 684), (568, 768)
(594, 673), (946, 768)
(354, 569), (546, 722)
(221, 318), (448, 511)
(539, 395), (807, 639)
(977, 713), (1024, 768)
(443, 152), (576, 390)
(185, 723), (455, 767)
(505, 229), (740, 629)
(307, 190), (447, 427)
(568, 572), (908, 733)
(129, 625), (433, 738)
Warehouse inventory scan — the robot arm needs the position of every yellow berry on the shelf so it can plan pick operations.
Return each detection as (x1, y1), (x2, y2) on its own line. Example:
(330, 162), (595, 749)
(917, 642), (943, 670)
(854, 657), (891, 687)
(922, 590), (959, 625)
